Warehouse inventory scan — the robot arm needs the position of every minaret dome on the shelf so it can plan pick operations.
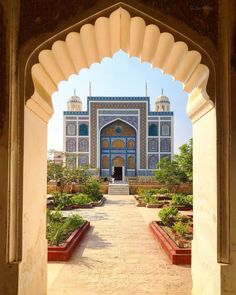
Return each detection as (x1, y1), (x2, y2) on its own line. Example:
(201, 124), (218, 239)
(67, 89), (82, 111)
(155, 89), (170, 112)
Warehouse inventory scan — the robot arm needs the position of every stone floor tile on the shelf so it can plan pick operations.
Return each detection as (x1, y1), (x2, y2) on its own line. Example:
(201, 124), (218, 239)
(48, 195), (192, 295)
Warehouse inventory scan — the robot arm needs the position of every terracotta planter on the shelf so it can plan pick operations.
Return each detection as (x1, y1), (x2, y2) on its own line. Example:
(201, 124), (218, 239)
(48, 221), (90, 261)
(149, 221), (191, 265)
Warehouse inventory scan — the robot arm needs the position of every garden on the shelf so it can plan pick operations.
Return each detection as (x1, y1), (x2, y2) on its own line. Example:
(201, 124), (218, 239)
(47, 209), (90, 261)
(47, 161), (105, 210)
(147, 139), (193, 264)
(150, 206), (192, 264)
(46, 162), (103, 260)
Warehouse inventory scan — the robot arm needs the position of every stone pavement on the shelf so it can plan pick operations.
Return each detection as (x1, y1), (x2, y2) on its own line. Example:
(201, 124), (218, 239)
(48, 195), (192, 295)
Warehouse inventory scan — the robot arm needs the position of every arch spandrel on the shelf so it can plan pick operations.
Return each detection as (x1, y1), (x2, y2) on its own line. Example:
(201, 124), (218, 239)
(28, 6), (214, 123)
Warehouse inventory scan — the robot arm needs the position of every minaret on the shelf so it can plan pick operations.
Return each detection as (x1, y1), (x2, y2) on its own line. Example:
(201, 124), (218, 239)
(67, 89), (82, 111)
(155, 89), (170, 112)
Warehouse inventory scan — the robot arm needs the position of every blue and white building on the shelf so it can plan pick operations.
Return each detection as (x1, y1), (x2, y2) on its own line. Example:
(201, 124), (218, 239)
(63, 93), (174, 180)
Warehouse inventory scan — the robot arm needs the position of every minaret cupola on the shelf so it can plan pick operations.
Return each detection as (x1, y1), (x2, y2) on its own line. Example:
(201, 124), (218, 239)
(67, 89), (82, 111)
(155, 89), (170, 112)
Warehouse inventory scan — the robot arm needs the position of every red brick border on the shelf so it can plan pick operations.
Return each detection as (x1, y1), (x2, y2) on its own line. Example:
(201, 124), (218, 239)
(48, 221), (90, 261)
(149, 221), (191, 265)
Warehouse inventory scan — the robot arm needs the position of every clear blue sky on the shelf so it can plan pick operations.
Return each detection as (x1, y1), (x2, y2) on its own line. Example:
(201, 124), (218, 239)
(48, 51), (192, 154)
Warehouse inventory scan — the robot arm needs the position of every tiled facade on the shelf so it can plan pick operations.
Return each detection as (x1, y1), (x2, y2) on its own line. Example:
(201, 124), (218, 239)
(63, 96), (174, 177)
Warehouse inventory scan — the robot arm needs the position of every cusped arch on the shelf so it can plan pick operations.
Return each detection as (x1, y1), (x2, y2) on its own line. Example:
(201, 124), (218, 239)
(112, 156), (125, 167)
(28, 6), (214, 123)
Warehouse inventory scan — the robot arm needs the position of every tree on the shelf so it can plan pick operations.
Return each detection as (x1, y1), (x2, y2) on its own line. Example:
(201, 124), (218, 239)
(47, 161), (75, 195)
(47, 161), (98, 195)
(154, 156), (188, 192)
(174, 138), (193, 182)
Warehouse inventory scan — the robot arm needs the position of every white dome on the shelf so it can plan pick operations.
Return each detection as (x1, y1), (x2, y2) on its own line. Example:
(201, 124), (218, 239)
(156, 95), (170, 104)
(68, 94), (81, 103)
(155, 91), (170, 112)
(67, 90), (82, 111)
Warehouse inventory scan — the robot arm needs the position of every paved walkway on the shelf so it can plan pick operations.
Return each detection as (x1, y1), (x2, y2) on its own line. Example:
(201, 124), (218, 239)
(48, 195), (192, 295)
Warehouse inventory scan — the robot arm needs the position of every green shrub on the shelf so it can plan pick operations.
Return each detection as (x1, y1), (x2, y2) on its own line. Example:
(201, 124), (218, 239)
(159, 206), (179, 226)
(158, 188), (169, 195)
(83, 178), (101, 201)
(71, 193), (92, 205)
(137, 188), (158, 200)
(147, 188), (159, 195)
(64, 214), (85, 232)
(46, 211), (85, 246)
(52, 192), (73, 209)
(46, 208), (63, 223)
(171, 194), (193, 206)
(173, 221), (188, 236)
(144, 195), (159, 204)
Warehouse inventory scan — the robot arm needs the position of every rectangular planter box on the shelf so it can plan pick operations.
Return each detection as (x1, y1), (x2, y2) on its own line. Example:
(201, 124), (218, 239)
(91, 196), (106, 207)
(134, 195), (146, 207)
(149, 221), (191, 265)
(48, 221), (90, 261)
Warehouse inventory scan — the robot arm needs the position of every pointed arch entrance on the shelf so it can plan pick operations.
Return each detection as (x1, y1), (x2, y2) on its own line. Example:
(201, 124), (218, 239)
(100, 119), (137, 180)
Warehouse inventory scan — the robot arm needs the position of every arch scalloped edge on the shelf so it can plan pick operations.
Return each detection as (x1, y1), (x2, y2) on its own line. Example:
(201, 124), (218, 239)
(28, 6), (214, 122)
(26, 91), (54, 123)
(187, 88), (214, 123)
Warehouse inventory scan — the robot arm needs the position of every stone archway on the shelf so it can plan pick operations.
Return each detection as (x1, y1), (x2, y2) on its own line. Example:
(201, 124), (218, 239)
(15, 5), (223, 295)
(28, 6), (213, 124)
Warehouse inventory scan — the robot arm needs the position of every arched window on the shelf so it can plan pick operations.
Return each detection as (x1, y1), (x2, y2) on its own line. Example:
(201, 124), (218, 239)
(128, 156), (135, 169)
(112, 139), (125, 149)
(127, 139), (135, 149)
(102, 156), (109, 169)
(148, 124), (158, 136)
(79, 124), (88, 136)
(66, 122), (76, 136)
(102, 139), (109, 149)
(161, 124), (170, 136)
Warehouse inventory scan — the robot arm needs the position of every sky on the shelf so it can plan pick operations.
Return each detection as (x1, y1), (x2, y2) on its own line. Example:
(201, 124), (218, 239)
(48, 50), (192, 154)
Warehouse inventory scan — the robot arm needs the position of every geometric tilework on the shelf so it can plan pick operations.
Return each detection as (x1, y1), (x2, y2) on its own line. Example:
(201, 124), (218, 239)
(66, 138), (76, 152)
(78, 138), (89, 152)
(78, 154), (89, 166)
(90, 102), (147, 169)
(148, 154), (159, 169)
(99, 115), (138, 130)
(148, 138), (158, 152)
(160, 138), (171, 152)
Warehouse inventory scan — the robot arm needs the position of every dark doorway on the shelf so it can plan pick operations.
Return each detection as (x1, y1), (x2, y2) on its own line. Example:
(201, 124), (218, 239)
(114, 167), (123, 180)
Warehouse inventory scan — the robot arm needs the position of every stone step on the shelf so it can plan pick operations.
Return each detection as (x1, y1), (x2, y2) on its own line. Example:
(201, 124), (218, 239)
(108, 184), (129, 195)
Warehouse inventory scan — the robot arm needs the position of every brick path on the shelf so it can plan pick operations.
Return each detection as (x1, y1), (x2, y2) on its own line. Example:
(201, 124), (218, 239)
(48, 195), (192, 295)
